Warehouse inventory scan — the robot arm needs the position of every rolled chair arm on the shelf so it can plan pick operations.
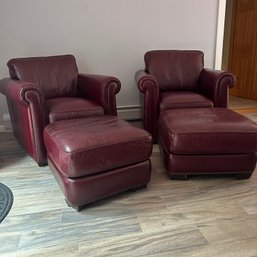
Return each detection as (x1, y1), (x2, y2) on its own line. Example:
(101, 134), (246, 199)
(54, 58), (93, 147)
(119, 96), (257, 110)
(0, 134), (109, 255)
(135, 70), (159, 93)
(0, 78), (47, 166)
(135, 70), (159, 140)
(198, 69), (236, 107)
(77, 74), (121, 116)
(0, 78), (45, 107)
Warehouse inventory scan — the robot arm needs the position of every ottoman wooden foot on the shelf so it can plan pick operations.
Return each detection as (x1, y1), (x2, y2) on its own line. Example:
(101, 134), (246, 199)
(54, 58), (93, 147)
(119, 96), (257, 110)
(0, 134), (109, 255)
(65, 199), (83, 212)
(129, 184), (147, 192)
(236, 173), (253, 180)
(169, 174), (187, 180)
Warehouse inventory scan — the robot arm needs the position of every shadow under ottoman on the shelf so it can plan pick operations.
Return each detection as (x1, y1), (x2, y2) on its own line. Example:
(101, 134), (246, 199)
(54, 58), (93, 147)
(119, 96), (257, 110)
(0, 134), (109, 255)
(44, 116), (152, 210)
(158, 108), (257, 179)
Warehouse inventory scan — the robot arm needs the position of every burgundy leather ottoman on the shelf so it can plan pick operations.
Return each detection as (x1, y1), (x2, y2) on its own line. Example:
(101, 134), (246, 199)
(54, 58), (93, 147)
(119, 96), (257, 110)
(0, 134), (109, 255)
(158, 108), (257, 179)
(44, 116), (152, 210)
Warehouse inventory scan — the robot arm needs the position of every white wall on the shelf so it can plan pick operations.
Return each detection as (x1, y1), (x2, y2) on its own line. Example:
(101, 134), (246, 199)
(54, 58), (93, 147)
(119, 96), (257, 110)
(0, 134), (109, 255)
(0, 0), (219, 125)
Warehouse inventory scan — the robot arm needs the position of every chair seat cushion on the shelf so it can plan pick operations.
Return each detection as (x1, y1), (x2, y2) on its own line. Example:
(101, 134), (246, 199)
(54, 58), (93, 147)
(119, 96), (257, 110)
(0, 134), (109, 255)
(158, 108), (257, 154)
(44, 116), (152, 178)
(159, 91), (213, 110)
(46, 97), (104, 123)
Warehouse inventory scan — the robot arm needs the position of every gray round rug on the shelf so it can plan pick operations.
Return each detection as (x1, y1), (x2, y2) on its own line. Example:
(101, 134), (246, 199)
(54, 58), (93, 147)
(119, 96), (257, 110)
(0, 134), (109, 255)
(0, 182), (13, 223)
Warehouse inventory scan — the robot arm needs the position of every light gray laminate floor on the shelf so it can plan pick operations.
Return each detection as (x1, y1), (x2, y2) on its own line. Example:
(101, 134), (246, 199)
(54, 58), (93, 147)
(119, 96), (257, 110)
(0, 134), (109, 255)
(1, 97), (257, 256)
(229, 95), (257, 110)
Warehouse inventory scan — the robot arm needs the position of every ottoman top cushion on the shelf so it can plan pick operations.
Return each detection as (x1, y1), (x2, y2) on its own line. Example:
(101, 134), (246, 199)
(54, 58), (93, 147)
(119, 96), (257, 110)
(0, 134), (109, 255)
(44, 116), (152, 178)
(158, 108), (257, 154)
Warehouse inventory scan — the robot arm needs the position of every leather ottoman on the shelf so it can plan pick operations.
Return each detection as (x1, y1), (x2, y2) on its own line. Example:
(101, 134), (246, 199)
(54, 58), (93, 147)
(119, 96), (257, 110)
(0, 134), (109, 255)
(44, 116), (152, 210)
(158, 108), (257, 179)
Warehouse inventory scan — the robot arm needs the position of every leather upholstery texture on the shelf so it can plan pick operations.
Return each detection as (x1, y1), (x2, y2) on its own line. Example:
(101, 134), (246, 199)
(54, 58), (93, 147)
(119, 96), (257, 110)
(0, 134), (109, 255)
(44, 116), (153, 209)
(46, 97), (104, 123)
(0, 55), (121, 166)
(145, 50), (204, 91)
(136, 50), (236, 141)
(159, 108), (257, 154)
(44, 116), (153, 177)
(160, 91), (213, 110)
(8, 55), (78, 99)
(158, 108), (257, 179)
(49, 158), (151, 207)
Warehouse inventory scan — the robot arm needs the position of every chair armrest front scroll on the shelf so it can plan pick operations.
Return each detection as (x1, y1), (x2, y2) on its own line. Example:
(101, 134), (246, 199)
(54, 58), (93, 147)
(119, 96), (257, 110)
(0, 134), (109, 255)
(135, 70), (159, 140)
(77, 74), (121, 116)
(0, 78), (44, 106)
(0, 78), (47, 166)
(198, 69), (236, 107)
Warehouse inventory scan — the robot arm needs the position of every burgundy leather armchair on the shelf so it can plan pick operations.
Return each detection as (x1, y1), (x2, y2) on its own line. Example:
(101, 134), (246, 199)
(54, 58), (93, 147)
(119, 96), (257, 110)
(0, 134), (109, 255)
(135, 50), (236, 141)
(0, 54), (121, 166)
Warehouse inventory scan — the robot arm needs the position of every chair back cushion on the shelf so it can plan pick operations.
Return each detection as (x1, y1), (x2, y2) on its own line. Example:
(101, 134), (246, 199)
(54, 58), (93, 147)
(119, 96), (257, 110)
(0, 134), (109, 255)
(7, 55), (78, 99)
(145, 50), (204, 91)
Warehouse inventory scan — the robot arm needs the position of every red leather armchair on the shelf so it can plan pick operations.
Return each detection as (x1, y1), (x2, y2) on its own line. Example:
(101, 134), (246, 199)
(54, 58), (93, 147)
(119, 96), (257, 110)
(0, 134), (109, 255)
(135, 50), (236, 141)
(0, 54), (121, 166)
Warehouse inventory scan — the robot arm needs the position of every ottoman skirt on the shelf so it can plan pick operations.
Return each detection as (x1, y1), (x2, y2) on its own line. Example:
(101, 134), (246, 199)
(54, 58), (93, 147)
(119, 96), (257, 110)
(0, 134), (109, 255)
(48, 158), (151, 208)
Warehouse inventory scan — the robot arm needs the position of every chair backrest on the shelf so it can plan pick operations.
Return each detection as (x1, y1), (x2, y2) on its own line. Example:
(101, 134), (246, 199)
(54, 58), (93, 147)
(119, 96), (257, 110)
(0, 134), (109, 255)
(144, 50), (204, 91)
(7, 54), (78, 99)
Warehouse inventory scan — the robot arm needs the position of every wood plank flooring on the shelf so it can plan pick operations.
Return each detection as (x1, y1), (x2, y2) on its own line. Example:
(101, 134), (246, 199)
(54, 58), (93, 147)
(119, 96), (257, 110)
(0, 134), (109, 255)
(1, 96), (257, 256)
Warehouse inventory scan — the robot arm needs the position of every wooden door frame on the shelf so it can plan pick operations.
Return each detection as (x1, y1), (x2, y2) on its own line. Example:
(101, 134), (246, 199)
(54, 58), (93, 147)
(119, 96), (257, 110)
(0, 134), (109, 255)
(215, 0), (227, 69)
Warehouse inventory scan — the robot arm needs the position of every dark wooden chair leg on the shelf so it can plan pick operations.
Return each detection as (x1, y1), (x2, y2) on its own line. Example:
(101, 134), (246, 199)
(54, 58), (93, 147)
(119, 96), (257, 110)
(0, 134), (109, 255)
(236, 172), (252, 179)
(169, 174), (187, 180)
(65, 199), (83, 211)
(129, 184), (147, 192)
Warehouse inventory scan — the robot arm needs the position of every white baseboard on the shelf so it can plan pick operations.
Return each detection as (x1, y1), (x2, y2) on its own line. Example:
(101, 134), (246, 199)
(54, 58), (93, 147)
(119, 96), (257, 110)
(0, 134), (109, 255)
(0, 125), (5, 133)
(2, 113), (12, 132)
(3, 113), (10, 122)
(117, 105), (142, 120)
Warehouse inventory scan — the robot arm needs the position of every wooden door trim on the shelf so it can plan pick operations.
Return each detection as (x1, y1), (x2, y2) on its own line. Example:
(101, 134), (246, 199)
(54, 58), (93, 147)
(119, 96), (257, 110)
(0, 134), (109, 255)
(215, 0), (227, 69)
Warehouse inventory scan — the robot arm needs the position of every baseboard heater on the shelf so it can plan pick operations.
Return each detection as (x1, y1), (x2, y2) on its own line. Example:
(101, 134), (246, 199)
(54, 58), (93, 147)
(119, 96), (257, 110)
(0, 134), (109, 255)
(117, 105), (142, 121)
(1, 106), (143, 132)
